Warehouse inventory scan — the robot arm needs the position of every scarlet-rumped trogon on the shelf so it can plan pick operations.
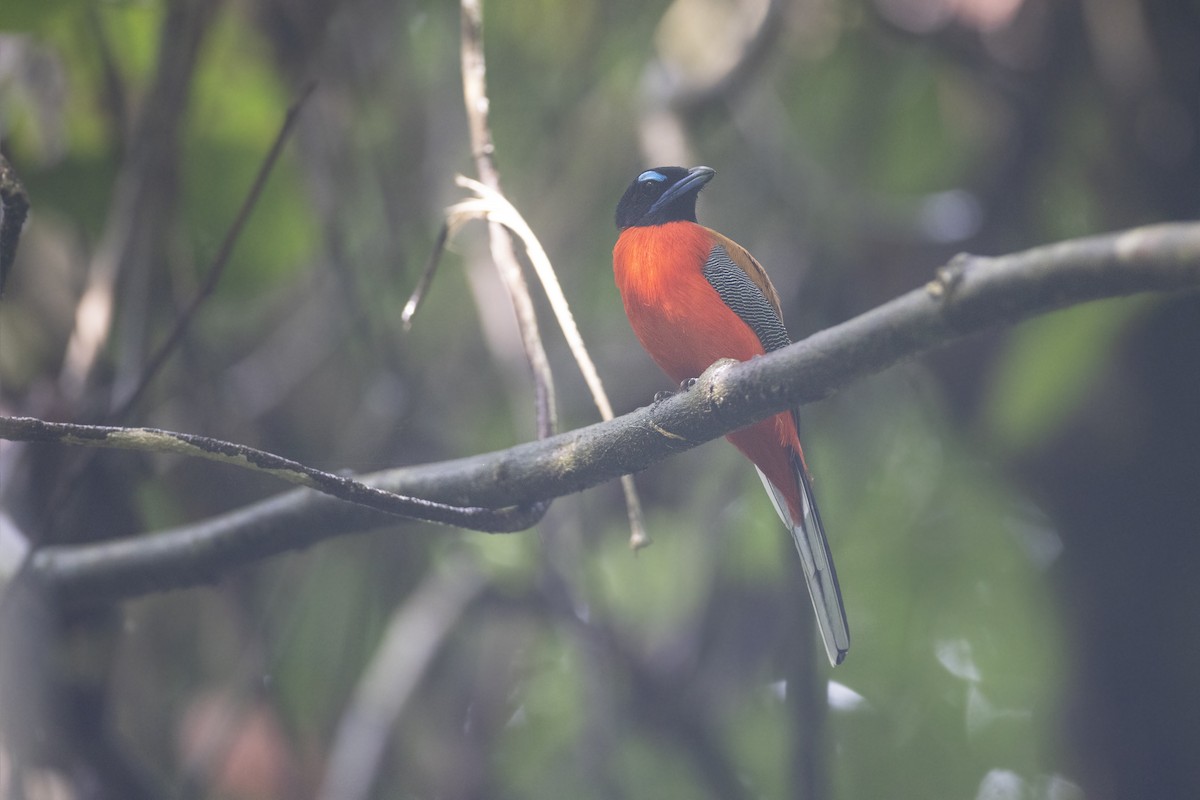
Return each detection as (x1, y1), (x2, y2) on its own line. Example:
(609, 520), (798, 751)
(613, 165), (850, 666)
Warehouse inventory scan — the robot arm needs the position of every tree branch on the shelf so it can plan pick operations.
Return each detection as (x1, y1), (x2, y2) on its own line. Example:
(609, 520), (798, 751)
(0, 416), (543, 531)
(442, 177), (652, 548)
(459, 0), (557, 438)
(17, 221), (1200, 603)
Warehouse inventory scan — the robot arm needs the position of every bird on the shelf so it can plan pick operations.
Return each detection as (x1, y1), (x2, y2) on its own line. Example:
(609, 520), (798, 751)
(612, 165), (850, 666)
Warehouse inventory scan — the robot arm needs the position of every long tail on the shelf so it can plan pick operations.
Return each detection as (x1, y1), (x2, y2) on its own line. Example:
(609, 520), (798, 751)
(755, 463), (850, 666)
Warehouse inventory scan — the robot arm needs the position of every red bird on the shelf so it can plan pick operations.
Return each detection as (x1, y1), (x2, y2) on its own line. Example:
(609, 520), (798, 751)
(613, 166), (850, 665)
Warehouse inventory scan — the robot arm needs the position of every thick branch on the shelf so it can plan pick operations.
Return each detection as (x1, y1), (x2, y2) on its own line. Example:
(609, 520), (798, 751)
(21, 222), (1200, 602)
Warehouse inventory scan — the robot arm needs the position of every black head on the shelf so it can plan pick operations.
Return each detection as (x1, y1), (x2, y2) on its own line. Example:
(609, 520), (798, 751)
(615, 166), (715, 230)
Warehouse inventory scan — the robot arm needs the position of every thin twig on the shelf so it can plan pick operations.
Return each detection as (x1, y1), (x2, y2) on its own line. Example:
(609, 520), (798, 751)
(450, 177), (651, 548)
(41, 0), (216, 539)
(58, 0), (216, 404)
(110, 81), (317, 419)
(459, 0), (557, 438)
(0, 415), (543, 532)
(400, 221), (452, 329)
(18, 220), (1200, 602)
(37, 80), (315, 540)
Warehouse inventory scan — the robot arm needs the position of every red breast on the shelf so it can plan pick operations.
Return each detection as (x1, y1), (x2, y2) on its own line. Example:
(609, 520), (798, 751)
(613, 221), (806, 521)
(614, 222), (767, 383)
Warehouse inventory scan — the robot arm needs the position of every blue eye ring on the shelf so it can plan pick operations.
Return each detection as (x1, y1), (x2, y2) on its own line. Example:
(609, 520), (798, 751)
(637, 170), (668, 184)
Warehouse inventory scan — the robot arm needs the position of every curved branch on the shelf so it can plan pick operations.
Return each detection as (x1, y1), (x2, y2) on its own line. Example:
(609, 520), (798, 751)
(448, 177), (651, 549)
(21, 221), (1200, 603)
(0, 416), (542, 531)
(459, 0), (557, 438)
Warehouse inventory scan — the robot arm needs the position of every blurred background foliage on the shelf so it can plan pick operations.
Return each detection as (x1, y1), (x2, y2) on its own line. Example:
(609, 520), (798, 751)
(1, 0), (1198, 798)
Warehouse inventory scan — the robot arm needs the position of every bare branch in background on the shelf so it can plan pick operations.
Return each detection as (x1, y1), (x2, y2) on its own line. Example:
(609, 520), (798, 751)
(638, 0), (786, 165)
(318, 557), (487, 800)
(57, 0), (217, 405)
(556, 609), (753, 800)
(12, 220), (1199, 603)
(668, 0), (787, 117)
(109, 81), (317, 420)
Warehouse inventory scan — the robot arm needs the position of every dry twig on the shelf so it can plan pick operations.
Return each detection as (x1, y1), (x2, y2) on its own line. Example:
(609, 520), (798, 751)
(459, 0), (557, 438)
(441, 177), (652, 548)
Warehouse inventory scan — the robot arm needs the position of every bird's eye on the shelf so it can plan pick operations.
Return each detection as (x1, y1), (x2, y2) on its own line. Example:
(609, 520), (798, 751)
(637, 170), (668, 185)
